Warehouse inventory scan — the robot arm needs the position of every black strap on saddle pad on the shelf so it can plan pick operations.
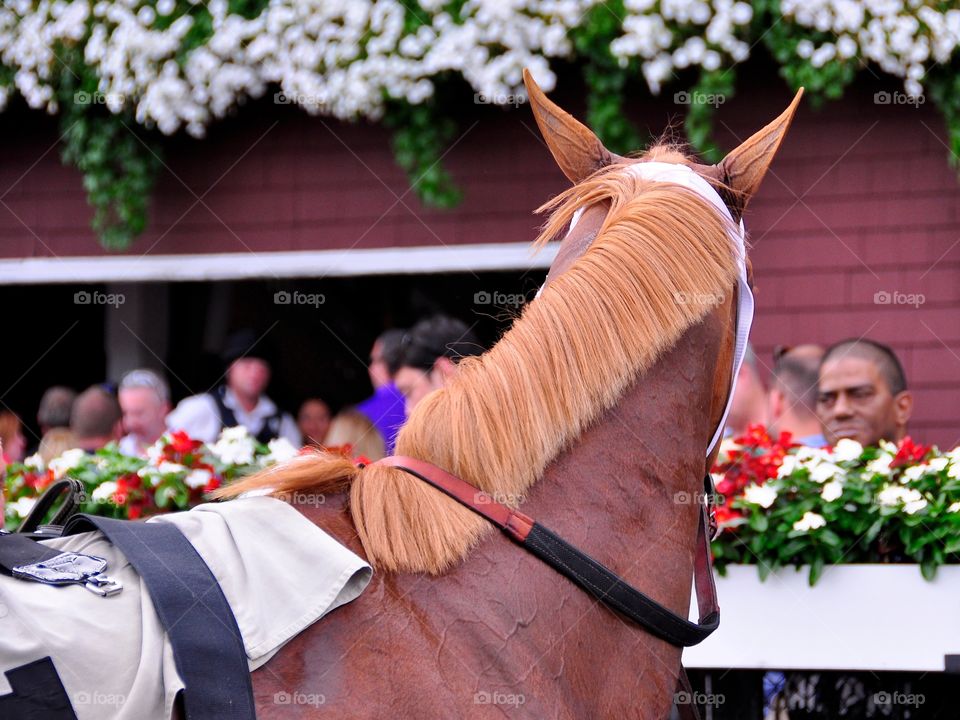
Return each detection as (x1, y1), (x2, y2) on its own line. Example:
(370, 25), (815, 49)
(0, 516), (256, 720)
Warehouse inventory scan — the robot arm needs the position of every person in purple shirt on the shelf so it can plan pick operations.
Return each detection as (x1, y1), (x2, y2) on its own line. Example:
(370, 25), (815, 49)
(356, 329), (407, 455)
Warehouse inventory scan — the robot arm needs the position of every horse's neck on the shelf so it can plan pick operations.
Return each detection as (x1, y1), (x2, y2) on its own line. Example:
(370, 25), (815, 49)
(521, 312), (725, 608)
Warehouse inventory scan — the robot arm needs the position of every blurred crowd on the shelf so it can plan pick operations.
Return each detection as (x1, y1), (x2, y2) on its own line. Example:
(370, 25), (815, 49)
(0, 314), (484, 468)
(0, 320), (914, 471)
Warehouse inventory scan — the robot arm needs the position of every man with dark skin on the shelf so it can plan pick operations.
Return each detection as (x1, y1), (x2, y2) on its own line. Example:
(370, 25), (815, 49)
(816, 338), (913, 447)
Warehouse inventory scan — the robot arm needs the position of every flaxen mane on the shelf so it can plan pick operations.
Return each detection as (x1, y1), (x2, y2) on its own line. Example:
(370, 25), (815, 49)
(217, 156), (741, 574)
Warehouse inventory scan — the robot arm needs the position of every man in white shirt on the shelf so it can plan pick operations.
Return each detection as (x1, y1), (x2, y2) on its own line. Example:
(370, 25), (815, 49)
(167, 330), (301, 446)
(118, 369), (172, 457)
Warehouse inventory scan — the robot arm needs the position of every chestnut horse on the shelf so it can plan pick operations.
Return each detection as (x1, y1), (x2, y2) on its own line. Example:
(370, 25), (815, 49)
(221, 73), (801, 718)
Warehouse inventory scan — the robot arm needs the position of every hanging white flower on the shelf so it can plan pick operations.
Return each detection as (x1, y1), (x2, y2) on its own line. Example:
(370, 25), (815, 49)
(948, 501), (960, 513)
(792, 511), (826, 532)
(742, 483), (778, 508)
(821, 480), (843, 502)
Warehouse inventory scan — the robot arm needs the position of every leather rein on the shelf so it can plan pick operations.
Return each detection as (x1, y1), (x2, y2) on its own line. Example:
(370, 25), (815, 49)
(373, 455), (720, 649)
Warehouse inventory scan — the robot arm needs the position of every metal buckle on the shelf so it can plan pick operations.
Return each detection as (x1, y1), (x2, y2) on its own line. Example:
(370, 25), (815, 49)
(84, 572), (124, 597)
(13, 551), (123, 596)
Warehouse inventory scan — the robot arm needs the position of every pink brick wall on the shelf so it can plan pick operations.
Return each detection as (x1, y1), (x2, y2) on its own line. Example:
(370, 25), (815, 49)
(1, 75), (958, 445)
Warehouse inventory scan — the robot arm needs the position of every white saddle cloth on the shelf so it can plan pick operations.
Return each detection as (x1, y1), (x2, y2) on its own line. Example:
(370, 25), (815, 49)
(0, 497), (372, 719)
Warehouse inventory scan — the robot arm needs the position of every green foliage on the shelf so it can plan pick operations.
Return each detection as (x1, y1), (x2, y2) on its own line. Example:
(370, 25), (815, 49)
(384, 99), (462, 208)
(683, 68), (737, 163)
(56, 44), (160, 251)
(570, 0), (643, 155)
(755, 0), (858, 105)
(713, 439), (960, 586)
(926, 64), (960, 168)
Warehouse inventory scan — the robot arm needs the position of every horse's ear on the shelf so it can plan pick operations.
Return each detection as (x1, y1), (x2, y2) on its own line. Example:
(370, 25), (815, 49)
(523, 68), (621, 183)
(695, 88), (804, 220)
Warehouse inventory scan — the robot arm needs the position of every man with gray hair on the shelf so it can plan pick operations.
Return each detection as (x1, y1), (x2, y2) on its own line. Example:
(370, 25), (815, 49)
(118, 369), (171, 457)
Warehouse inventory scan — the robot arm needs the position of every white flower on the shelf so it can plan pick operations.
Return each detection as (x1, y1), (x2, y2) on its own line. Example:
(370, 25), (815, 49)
(928, 457), (949, 473)
(948, 501), (960, 513)
(146, 439), (166, 465)
(219, 425), (252, 442)
(22, 453), (45, 470)
(866, 453), (893, 477)
(158, 461), (187, 475)
(821, 481), (843, 502)
(877, 484), (928, 514)
(810, 462), (841, 484)
(91, 481), (118, 503)
(48, 448), (87, 479)
(743, 483), (777, 508)
(184, 468), (213, 489)
(878, 484), (905, 506)
(834, 438), (863, 462)
(262, 437), (299, 465)
(210, 428), (256, 466)
(793, 511), (826, 532)
(777, 455), (798, 478)
(901, 465), (927, 483)
(9, 497), (37, 518)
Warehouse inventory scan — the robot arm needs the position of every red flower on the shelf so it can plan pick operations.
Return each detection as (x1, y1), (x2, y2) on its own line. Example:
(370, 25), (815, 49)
(168, 431), (202, 455)
(891, 436), (930, 468)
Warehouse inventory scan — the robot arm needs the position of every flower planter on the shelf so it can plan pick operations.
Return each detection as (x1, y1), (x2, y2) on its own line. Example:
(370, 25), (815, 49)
(683, 564), (960, 671)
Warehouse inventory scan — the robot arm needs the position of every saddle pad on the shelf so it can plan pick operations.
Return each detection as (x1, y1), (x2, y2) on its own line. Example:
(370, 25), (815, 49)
(0, 497), (372, 719)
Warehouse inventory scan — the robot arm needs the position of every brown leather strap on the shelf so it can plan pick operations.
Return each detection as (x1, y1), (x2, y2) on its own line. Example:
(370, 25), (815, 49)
(675, 666), (702, 720)
(376, 455), (535, 541)
(375, 455), (720, 642)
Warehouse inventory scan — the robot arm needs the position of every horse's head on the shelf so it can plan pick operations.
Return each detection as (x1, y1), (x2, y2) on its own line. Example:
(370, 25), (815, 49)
(525, 68), (801, 471)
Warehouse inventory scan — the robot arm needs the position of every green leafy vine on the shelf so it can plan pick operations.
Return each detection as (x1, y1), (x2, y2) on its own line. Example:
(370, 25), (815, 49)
(56, 43), (161, 251)
(570, 0), (642, 155)
(383, 99), (462, 209)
